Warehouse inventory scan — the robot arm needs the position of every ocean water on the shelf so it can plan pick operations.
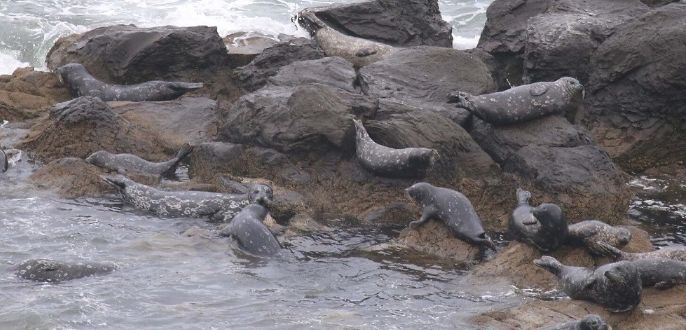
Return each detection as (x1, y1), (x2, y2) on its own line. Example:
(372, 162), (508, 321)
(0, 0), (492, 74)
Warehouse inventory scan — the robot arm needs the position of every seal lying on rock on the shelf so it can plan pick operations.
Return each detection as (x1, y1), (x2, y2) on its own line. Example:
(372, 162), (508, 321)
(596, 241), (686, 262)
(534, 256), (642, 312)
(0, 149), (7, 172)
(630, 258), (686, 289)
(539, 314), (609, 330)
(104, 175), (273, 221)
(15, 259), (116, 283)
(86, 143), (193, 177)
(406, 182), (496, 251)
(509, 188), (567, 252)
(219, 204), (281, 257)
(56, 63), (203, 102)
(448, 77), (584, 125)
(353, 119), (437, 178)
(567, 220), (631, 254)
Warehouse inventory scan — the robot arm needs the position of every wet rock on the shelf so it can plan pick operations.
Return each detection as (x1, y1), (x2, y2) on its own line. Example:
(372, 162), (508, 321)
(398, 219), (481, 264)
(224, 32), (293, 68)
(360, 201), (415, 227)
(642, 0), (679, 7)
(15, 259), (116, 283)
(267, 57), (358, 93)
(0, 67), (70, 121)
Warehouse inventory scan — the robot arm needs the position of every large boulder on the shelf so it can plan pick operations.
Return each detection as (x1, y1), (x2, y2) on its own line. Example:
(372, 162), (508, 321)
(0, 67), (70, 121)
(267, 57), (358, 93)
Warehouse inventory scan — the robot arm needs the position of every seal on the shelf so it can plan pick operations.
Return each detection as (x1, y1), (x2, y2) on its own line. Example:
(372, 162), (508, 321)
(15, 259), (116, 283)
(86, 143), (193, 177)
(567, 220), (631, 254)
(630, 258), (686, 289)
(56, 63), (203, 102)
(509, 188), (568, 252)
(0, 149), (7, 172)
(448, 77), (584, 125)
(539, 314), (609, 330)
(406, 182), (496, 250)
(596, 241), (686, 262)
(353, 119), (437, 178)
(534, 256), (642, 312)
(219, 204), (281, 257)
(103, 175), (273, 221)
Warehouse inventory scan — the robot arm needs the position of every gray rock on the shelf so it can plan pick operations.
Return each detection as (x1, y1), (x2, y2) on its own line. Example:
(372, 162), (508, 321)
(267, 57), (357, 93)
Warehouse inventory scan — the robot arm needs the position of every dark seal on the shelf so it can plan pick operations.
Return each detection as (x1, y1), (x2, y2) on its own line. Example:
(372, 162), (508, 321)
(86, 143), (193, 177)
(534, 256), (642, 312)
(219, 204), (281, 257)
(539, 314), (609, 330)
(0, 149), (7, 172)
(567, 220), (631, 254)
(15, 259), (116, 283)
(406, 182), (496, 250)
(509, 188), (568, 252)
(56, 63), (203, 102)
(449, 77), (584, 125)
(630, 258), (686, 289)
(596, 241), (686, 262)
(353, 119), (437, 178)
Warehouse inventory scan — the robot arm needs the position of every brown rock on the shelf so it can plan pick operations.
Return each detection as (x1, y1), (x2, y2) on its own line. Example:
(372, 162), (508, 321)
(0, 67), (70, 121)
(398, 219), (481, 265)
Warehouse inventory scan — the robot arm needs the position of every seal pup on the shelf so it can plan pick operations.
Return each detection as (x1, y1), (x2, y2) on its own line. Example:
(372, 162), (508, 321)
(353, 119), (437, 178)
(406, 182), (496, 251)
(629, 258), (686, 289)
(539, 314), (609, 330)
(219, 204), (281, 257)
(596, 241), (686, 262)
(56, 63), (203, 102)
(534, 256), (642, 312)
(448, 77), (584, 125)
(103, 175), (273, 221)
(567, 220), (631, 254)
(509, 188), (568, 252)
(15, 259), (116, 283)
(86, 143), (193, 177)
(0, 149), (7, 172)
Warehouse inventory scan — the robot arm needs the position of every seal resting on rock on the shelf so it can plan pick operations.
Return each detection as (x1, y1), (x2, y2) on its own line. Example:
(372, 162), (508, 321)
(629, 258), (686, 289)
(219, 204), (281, 257)
(567, 220), (631, 254)
(353, 119), (437, 178)
(0, 149), (7, 172)
(103, 175), (273, 221)
(539, 314), (609, 330)
(509, 188), (567, 252)
(15, 259), (116, 283)
(534, 256), (642, 312)
(56, 63), (203, 102)
(406, 182), (496, 251)
(86, 143), (193, 177)
(448, 77), (584, 125)
(596, 241), (686, 262)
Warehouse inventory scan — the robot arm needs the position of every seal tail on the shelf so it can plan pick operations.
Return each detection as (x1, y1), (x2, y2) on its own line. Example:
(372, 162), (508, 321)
(516, 188), (532, 206)
(533, 256), (564, 277)
(170, 82), (203, 91)
(162, 143), (194, 177)
(594, 241), (627, 261)
(447, 91), (476, 111)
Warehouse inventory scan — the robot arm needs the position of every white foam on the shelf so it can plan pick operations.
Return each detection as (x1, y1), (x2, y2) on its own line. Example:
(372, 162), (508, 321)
(0, 51), (29, 75)
(453, 34), (480, 50)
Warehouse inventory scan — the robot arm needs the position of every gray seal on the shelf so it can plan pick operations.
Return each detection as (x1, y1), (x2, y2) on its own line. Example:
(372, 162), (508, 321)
(509, 188), (568, 252)
(353, 119), (437, 178)
(103, 175), (273, 221)
(86, 143), (193, 177)
(449, 77), (584, 125)
(56, 63), (203, 102)
(534, 256), (642, 312)
(567, 220), (631, 254)
(596, 241), (686, 262)
(15, 259), (116, 283)
(0, 149), (7, 172)
(219, 204), (281, 257)
(539, 314), (609, 330)
(630, 258), (686, 289)
(406, 182), (496, 250)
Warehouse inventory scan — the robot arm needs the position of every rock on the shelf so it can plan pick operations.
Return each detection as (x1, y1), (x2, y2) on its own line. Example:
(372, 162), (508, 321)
(0, 67), (70, 121)
(224, 32), (293, 68)
(642, 0), (679, 7)
(267, 57), (358, 93)
(398, 219), (481, 264)
(360, 201), (416, 226)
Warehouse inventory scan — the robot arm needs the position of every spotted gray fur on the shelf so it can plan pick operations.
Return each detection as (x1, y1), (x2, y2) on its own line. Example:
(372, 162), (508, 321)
(56, 63), (203, 102)
(0, 149), (7, 172)
(449, 77), (584, 125)
(15, 259), (116, 283)
(539, 314), (609, 330)
(534, 256), (642, 312)
(509, 188), (568, 252)
(567, 220), (631, 254)
(629, 258), (686, 289)
(219, 204), (281, 257)
(596, 241), (686, 262)
(86, 143), (193, 177)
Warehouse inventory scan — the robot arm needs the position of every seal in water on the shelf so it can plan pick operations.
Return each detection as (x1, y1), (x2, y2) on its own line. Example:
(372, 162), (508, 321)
(567, 220), (631, 254)
(448, 77), (584, 125)
(103, 175), (273, 221)
(534, 256), (642, 312)
(353, 119), (437, 178)
(595, 241), (686, 262)
(539, 314), (609, 330)
(56, 63), (203, 102)
(219, 204), (281, 257)
(629, 258), (686, 289)
(15, 259), (116, 283)
(509, 188), (567, 252)
(0, 149), (7, 172)
(86, 143), (193, 177)
(297, 10), (395, 67)
(406, 182), (496, 250)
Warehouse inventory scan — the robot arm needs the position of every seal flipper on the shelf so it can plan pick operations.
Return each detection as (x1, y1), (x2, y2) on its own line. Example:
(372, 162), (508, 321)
(594, 241), (626, 261)
(161, 143), (194, 178)
(533, 256), (564, 277)
(447, 91), (476, 111)
(168, 82), (203, 92)
(355, 48), (378, 57)
(409, 205), (437, 230)
(0, 149), (7, 172)
(516, 188), (531, 206)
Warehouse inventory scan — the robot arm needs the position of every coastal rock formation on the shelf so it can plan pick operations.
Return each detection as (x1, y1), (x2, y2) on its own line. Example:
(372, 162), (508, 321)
(0, 67), (70, 121)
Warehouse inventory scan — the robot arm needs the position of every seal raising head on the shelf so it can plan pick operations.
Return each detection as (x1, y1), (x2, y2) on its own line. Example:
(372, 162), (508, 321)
(219, 203), (281, 257)
(509, 188), (568, 252)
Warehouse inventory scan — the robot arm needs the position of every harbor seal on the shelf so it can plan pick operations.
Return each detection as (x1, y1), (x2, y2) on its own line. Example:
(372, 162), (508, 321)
(567, 220), (631, 254)
(56, 63), (203, 102)
(630, 258), (686, 289)
(15, 259), (116, 283)
(539, 314), (609, 330)
(406, 182), (496, 250)
(86, 143), (193, 177)
(448, 77), (584, 125)
(509, 188), (568, 252)
(353, 119), (437, 178)
(596, 241), (686, 262)
(103, 175), (273, 221)
(0, 149), (7, 172)
(219, 204), (281, 257)
(534, 256), (642, 312)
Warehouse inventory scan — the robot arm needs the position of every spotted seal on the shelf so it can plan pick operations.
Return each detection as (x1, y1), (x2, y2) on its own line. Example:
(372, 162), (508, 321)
(448, 77), (584, 125)
(629, 258), (686, 289)
(103, 175), (273, 221)
(509, 188), (568, 252)
(534, 256), (642, 312)
(86, 143), (193, 177)
(596, 241), (686, 262)
(353, 119), (437, 178)
(15, 259), (116, 283)
(539, 314), (609, 330)
(219, 204), (281, 257)
(56, 63), (203, 102)
(0, 149), (7, 172)
(406, 182), (496, 250)
(567, 220), (631, 254)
